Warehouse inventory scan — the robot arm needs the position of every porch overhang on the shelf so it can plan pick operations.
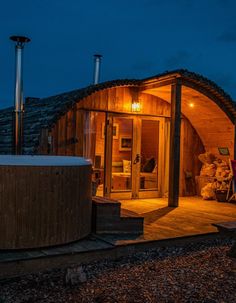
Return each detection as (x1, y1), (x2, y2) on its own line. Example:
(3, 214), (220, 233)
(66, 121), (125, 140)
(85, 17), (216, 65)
(140, 73), (236, 158)
(139, 72), (236, 207)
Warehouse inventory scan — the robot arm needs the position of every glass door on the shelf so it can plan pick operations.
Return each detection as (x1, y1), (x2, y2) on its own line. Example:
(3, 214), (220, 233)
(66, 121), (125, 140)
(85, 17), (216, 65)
(138, 118), (162, 198)
(109, 116), (133, 199)
(105, 114), (164, 199)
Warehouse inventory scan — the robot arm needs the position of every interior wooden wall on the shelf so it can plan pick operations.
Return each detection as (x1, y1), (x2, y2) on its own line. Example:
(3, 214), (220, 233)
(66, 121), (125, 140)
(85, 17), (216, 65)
(39, 86), (206, 196)
(111, 117), (132, 163)
(141, 120), (159, 165)
(94, 112), (105, 167)
(144, 85), (235, 158)
(180, 118), (205, 196)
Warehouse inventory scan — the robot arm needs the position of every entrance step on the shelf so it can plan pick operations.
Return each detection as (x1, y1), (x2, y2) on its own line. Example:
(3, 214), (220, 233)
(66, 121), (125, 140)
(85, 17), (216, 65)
(92, 197), (144, 234)
(119, 209), (144, 234)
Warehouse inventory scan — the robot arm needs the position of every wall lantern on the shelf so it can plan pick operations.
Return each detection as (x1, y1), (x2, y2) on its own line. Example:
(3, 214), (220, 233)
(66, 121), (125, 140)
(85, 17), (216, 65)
(131, 99), (141, 112)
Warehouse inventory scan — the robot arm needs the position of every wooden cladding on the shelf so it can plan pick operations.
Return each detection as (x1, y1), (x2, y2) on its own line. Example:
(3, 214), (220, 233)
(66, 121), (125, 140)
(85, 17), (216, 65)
(0, 164), (92, 249)
(37, 84), (233, 199)
(180, 118), (205, 196)
(39, 108), (85, 157)
(40, 88), (172, 156)
(78, 87), (171, 116)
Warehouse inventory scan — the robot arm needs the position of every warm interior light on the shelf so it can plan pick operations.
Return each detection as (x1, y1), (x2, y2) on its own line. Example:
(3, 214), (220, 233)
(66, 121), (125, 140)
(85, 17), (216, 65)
(131, 100), (141, 112)
(189, 103), (194, 108)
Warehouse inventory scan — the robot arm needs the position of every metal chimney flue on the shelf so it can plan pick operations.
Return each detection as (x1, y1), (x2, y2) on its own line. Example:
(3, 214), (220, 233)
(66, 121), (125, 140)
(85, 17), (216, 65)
(93, 54), (102, 85)
(10, 35), (30, 155)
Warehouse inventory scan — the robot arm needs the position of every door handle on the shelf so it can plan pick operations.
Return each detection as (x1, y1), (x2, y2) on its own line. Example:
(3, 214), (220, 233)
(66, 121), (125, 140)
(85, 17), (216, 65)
(133, 154), (140, 164)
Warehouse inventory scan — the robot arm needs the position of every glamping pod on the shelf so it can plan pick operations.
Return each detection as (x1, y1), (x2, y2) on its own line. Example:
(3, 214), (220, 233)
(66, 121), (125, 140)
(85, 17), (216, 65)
(0, 156), (92, 249)
(0, 69), (235, 207)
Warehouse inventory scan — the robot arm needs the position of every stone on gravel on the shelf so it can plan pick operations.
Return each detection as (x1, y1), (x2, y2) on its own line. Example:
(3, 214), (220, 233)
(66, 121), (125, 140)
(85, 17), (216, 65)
(64, 266), (87, 286)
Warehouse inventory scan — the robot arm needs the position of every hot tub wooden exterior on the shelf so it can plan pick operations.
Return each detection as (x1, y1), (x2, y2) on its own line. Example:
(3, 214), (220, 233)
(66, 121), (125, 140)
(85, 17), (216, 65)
(0, 156), (92, 249)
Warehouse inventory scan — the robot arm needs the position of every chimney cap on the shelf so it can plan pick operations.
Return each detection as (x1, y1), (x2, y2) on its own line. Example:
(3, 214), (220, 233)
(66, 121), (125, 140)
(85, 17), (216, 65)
(10, 35), (31, 44)
(94, 54), (102, 58)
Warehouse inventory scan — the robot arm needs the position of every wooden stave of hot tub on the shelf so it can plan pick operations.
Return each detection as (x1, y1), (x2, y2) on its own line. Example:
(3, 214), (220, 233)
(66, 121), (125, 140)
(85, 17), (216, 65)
(0, 156), (92, 249)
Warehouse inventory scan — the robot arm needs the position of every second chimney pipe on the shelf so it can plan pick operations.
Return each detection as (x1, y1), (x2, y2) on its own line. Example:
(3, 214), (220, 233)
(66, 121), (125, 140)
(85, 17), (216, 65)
(10, 35), (30, 154)
(93, 54), (102, 85)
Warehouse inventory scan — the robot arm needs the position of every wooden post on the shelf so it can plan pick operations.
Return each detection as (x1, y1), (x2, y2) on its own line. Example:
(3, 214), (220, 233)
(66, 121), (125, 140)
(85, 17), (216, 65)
(168, 79), (182, 207)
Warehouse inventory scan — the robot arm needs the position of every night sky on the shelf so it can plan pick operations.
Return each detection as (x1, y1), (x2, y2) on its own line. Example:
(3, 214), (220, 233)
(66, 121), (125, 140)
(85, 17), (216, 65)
(0, 0), (236, 109)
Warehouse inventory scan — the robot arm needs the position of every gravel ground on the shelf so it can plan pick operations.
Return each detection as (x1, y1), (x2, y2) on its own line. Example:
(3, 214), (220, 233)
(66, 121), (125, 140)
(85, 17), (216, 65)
(0, 238), (235, 303)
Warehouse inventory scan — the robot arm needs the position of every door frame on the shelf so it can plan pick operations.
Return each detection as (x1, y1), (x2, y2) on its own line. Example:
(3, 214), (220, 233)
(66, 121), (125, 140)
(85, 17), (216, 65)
(104, 113), (165, 199)
(136, 116), (165, 199)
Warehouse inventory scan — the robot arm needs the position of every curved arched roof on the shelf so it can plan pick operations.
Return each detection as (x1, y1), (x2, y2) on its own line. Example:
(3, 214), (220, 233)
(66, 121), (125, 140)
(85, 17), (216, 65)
(142, 69), (236, 122)
(0, 69), (235, 154)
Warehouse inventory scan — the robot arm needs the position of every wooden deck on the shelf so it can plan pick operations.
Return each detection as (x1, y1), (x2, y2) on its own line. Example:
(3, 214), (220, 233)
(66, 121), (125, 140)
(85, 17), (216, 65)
(117, 197), (236, 243)
(1, 196), (235, 279)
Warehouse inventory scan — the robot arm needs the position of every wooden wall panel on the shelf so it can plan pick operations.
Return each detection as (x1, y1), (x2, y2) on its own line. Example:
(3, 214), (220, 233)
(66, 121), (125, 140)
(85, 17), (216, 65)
(179, 118), (205, 196)
(111, 117), (132, 163)
(57, 115), (66, 155)
(38, 129), (48, 155)
(66, 109), (76, 156)
(95, 112), (106, 167)
(52, 123), (58, 155)
(75, 109), (84, 156)
(141, 120), (159, 163)
(49, 88), (175, 157)
(139, 93), (171, 117)
(75, 87), (170, 116)
(0, 164), (92, 249)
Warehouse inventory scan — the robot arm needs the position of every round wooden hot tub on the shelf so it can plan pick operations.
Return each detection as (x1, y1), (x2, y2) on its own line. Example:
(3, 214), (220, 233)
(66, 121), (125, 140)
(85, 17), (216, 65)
(0, 156), (92, 249)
